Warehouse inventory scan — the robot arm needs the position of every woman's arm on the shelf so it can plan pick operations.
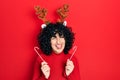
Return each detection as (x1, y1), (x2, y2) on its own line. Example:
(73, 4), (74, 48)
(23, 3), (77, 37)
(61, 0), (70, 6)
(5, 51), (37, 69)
(66, 56), (81, 80)
(32, 57), (46, 80)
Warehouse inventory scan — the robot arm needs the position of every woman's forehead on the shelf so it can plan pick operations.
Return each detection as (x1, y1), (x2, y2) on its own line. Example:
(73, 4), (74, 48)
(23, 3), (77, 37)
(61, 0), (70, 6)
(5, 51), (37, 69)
(52, 32), (64, 37)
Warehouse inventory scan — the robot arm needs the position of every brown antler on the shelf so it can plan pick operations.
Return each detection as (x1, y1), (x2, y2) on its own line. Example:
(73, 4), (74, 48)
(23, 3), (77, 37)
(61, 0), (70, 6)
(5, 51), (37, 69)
(57, 4), (69, 22)
(34, 5), (50, 24)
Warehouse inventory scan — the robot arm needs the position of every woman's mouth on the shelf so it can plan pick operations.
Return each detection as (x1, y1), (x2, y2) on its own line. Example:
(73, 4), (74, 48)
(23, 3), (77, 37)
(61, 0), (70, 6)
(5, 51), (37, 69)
(56, 44), (62, 49)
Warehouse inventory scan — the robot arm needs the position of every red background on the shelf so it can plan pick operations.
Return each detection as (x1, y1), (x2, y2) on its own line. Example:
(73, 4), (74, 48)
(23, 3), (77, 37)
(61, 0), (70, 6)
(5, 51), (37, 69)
(0, 0), (120, 80)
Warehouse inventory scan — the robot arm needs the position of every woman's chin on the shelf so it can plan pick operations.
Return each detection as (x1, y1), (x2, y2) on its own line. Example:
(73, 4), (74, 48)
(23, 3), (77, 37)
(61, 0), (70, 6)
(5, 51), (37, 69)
(54, 49), (63, 54)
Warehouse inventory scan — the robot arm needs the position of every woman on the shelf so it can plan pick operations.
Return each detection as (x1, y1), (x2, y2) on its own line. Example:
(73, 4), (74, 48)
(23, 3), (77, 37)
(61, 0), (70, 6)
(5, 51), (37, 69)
(32, 22), (80, 80)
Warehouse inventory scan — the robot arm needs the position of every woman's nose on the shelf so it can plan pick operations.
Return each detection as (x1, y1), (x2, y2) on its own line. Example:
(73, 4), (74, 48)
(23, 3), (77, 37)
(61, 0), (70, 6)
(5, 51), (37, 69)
(56, 37), (60, 44)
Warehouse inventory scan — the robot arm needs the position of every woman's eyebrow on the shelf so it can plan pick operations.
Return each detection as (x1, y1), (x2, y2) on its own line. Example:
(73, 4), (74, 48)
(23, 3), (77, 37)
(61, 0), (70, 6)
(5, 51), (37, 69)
(52, 35), (56, 37)
(59, 34), (64, 37)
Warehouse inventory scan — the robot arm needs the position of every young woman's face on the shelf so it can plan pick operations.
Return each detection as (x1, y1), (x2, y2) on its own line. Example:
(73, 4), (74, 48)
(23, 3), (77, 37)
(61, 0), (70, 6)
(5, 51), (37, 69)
(51, 33), (65, 54)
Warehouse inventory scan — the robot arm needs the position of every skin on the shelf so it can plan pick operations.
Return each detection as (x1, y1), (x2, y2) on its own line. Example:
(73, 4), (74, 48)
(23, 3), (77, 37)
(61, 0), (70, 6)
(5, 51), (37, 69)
(41, 33), (74, 79)
(50, 33), (65, 54)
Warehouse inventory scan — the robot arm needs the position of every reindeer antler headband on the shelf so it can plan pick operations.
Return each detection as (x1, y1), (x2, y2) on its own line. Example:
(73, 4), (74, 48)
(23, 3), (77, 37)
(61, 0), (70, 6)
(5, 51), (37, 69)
(34, 4), (69, 28)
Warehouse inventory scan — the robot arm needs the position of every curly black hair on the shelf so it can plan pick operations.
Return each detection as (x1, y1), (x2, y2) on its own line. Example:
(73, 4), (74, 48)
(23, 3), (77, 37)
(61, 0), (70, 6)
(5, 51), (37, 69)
(38, 22), (75, 55)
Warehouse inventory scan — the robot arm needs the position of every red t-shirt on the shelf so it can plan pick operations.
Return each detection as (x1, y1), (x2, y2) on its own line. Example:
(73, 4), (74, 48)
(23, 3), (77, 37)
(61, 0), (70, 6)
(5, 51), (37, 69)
(32, 52), (80, 80)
